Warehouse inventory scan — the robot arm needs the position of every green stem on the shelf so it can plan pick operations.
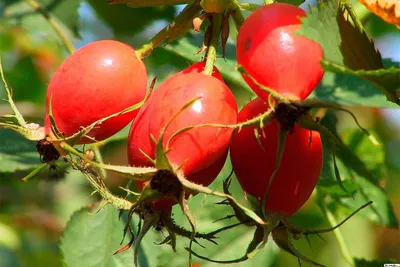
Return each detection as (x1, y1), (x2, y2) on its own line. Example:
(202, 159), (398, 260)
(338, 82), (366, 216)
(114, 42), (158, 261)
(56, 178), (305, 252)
(91, 144), (108, 180)
(239, 3), (261, 11)
(264, 0), (273, 4)
(135, 3), (200, 58)
(0, 60), (25, 126)
(343, 0), (365, 33)
(322, 206), (355, 267)
(24, 0), (74, 54)
(136, 27), (169, 58)
(204, 13), (222, 76)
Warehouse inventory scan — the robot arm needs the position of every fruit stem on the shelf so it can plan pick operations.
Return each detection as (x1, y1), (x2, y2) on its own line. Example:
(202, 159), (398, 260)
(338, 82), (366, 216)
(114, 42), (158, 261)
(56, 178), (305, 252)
(264, 0), (273, 4)
(203, 13), (222, 76)
(320, 203), (355, 267)
(90, 144), (108, 179)
(0, 59), (26, 126)
(342, 0), (365, 33)
(136, 3), (200, 58)
(24, 0), (75, 55)
(136, 27), (168, 58)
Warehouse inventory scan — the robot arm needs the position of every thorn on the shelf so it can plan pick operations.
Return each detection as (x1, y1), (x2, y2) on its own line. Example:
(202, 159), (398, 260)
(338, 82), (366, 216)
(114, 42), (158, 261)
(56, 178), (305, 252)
(305, 235), (313, 251)
(212, 215), (235, 223)
(316, 233), (326, 242)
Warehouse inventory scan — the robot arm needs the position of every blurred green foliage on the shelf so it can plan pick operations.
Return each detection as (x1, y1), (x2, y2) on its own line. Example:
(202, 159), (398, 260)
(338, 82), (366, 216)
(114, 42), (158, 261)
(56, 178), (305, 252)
(0, 0), (399, 267)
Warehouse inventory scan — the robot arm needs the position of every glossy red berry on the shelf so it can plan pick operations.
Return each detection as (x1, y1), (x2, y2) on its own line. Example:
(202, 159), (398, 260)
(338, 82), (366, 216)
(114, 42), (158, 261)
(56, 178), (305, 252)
(44, 40), (147, 143)
(236, 3), (324, 100)
(230, 98), (323, 217)
(128, 72), (237, 210)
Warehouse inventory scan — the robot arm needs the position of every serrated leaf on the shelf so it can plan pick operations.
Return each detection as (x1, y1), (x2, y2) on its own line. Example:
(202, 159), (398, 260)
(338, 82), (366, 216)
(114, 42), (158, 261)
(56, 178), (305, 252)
(61, 205), (143, 267)
(299, 0), (383, 69)
(354, 257), (398, 267)
(319, 112), (398, 228)
(0, 130), (40, 174)
(298, 0), (400, 105)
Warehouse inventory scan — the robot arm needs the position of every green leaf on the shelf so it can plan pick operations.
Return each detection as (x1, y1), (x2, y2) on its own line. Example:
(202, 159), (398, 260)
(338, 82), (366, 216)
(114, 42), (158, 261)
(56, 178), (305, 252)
(311, 69), (399, 108)
(318, 179), (359, 197)
(0, 247), (20, 267)
(87, 1), (175, 37)
(61, 205), (139, 267)
(163, 35), (251, 92)
(0, 29), (14, 52)
(0, 130), (40, 174)
(2, 1), (76, 49)
(298, 0), (400, 105)
(109, 0), (191, 6)
(354, 258), (398, 267)
(275, 0), (304, 6)
(165, 34), (398, 108)
(299, 0), (382, 69)
(321, 60), (400, 105)
(3, 56), (46, 103)
(319, 112), (398, 228)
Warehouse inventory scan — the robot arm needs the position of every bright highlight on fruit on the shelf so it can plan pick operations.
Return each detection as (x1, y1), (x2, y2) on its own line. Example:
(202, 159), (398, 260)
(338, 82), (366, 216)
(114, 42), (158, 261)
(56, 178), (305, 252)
(236, 3), (324, 100)
(44, 40), (147, 143)
(128, 71), (237, 210)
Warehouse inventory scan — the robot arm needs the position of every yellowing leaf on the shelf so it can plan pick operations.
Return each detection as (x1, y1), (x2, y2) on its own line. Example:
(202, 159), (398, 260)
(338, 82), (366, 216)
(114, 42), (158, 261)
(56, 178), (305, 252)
(358, 0), (400, 26)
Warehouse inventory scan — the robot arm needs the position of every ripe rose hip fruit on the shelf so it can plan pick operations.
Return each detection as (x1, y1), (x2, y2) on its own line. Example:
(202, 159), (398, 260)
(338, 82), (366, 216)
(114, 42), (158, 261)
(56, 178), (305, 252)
(179, 62), (224, 81)
(230, 98), (323, 217)
(44, 40), (147, 143)
(236, 3), (324, 100)
(128, 72), (237, 210)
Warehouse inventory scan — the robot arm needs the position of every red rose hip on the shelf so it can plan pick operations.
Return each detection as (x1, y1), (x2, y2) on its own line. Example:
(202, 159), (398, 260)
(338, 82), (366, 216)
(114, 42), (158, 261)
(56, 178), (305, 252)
(236, 3), (324, 100)
(230, 98), (323, 217)
(128, 72), (237, 210)
(44, 40), (147, 143)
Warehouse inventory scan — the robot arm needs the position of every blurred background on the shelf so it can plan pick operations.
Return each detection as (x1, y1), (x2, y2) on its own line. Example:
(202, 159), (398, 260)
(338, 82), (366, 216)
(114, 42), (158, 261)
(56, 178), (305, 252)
(0, 0), (399, 266)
